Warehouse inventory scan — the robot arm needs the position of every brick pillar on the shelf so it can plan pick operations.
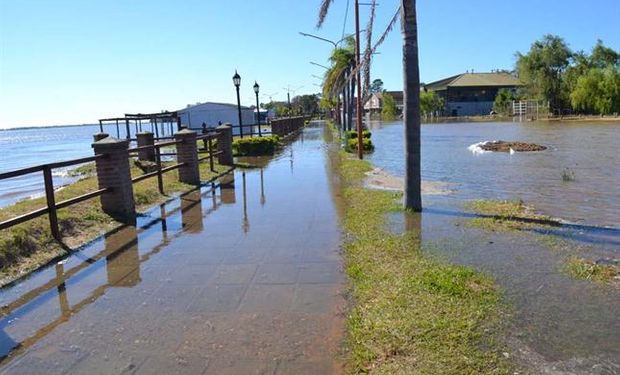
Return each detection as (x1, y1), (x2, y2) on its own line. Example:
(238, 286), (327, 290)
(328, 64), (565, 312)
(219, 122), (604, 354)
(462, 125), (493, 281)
(93, 133), (109, 142)
(175, 128), (200, 185)
(136, 132), (155, 162)
(92, 137), (135, 221)
(216, 124), (234, 165)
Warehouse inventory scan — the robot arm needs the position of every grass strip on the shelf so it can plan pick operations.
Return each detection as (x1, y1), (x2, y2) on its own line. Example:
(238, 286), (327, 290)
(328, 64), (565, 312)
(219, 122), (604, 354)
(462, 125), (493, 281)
(335, 148), (511, 373)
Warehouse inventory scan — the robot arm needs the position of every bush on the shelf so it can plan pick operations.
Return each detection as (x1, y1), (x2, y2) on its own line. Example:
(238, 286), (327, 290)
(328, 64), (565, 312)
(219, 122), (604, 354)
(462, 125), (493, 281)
(345, 138), (374, 153)
(233, 135), (280, 156)
(346, 130), (372, 139)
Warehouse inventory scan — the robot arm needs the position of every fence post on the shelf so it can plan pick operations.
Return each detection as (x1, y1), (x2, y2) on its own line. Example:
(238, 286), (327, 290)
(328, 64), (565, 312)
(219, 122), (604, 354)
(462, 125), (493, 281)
(42, 166), (60, 240)
(92, 137), (136, 221)
(93, 132), (109, 142)
(216, 124), (234, 165)
(136, 132), (155, 162)
(175, 128), (200, 185)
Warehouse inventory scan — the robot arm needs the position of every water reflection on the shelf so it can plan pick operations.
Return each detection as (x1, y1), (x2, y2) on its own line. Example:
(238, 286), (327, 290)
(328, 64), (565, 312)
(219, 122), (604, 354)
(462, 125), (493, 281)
(0, 179), (237, 362)
(0, 124), (346, 373)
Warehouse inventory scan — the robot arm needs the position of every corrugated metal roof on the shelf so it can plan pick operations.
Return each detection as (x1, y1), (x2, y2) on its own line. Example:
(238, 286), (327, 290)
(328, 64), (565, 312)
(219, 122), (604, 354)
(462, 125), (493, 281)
(425, 73), (522, 90)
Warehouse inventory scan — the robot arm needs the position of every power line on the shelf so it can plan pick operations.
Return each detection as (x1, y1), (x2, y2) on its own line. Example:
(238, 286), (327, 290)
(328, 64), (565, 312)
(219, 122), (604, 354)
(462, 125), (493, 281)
(341, 0), (351, 41)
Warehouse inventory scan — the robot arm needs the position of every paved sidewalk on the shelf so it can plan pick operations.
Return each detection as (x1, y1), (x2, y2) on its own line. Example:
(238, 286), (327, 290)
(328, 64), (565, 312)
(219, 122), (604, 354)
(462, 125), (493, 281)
(0, 123), (346, 374)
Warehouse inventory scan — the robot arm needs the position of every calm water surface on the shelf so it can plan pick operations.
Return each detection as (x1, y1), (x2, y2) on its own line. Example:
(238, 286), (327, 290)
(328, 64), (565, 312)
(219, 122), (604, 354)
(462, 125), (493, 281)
(368, 120), (620, 227)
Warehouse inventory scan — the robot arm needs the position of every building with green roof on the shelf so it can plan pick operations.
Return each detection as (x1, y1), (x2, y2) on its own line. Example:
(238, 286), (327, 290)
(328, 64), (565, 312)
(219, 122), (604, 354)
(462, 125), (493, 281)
(424, 72), (522, 116)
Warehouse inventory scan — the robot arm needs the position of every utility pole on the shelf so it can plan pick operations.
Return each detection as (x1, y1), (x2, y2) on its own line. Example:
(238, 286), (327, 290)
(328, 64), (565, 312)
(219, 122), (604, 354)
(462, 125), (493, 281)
(354, 0), (363, 159)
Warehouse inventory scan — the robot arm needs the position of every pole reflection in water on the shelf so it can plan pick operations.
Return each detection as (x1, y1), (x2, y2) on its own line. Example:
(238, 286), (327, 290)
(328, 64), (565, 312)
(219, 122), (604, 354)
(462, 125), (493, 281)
(404, 212), (422, 250)
(220, 173), (236, 204)
(260, 168), (266, 206)
(0, 182), (227, 363)
(180, 190), (204, 233)
(242, 172), (250, 233)
(105, 226), (141, 287)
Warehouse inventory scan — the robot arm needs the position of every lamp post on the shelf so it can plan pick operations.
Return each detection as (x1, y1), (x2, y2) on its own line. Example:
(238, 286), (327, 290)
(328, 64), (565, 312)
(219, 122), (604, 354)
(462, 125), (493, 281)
(253, 81), (262, 137)
(233, 70), (243, 138)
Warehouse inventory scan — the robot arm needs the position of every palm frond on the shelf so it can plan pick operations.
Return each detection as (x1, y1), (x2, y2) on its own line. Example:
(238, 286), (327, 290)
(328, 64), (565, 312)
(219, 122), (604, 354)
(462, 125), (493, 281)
(362, 0), (377, 101)
(317, 0), (335, 28)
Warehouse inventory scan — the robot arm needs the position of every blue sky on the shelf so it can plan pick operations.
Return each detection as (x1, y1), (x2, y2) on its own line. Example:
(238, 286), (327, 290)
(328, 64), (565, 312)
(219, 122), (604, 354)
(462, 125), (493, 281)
(1, 0), (619, 128)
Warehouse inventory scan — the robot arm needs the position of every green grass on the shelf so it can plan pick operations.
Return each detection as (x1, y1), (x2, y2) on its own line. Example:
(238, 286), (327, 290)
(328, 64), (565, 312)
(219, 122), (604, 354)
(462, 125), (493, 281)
(334, 145), (511, 373)
(564, 257), (619, 284)
(0, 158), (231, 285)
(464, 199), (556, 231)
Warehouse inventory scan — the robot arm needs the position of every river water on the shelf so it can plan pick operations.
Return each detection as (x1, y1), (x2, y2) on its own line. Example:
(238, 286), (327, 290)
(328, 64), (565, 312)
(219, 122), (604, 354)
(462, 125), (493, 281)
(368, 120), (620, 228)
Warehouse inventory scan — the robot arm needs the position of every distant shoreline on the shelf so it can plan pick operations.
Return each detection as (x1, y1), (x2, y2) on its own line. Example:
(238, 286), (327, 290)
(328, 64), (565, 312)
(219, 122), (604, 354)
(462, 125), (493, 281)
(0, 123), (99, 131)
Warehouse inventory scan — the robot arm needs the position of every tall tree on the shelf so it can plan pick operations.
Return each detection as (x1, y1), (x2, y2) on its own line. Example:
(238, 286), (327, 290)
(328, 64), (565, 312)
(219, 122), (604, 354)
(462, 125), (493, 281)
(516, 35), (572, 114)
(369, 78), (384, 94)
(317, 0), (422, 211)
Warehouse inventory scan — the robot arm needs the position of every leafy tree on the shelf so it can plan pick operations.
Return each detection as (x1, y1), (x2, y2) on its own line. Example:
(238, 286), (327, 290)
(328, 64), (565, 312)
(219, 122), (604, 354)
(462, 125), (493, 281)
(590, 39), (620, 68)
(492, 89), (518, 115)
(292, 94), (320, 115)
(570, 67), (620, 114)
(516, 34), (572, 113)
(369, 78), (384, 94)
(381, 92), (398, 120)
(420, 91), (444, 115)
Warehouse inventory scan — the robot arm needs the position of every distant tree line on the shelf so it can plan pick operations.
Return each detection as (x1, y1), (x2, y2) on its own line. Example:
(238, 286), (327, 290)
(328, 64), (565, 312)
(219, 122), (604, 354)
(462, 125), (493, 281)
(263, 94), (320, 117)
(516, 35), (620, 115)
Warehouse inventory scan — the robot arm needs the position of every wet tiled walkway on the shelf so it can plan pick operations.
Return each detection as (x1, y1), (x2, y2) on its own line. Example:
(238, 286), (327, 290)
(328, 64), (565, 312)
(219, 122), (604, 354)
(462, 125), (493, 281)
(0, 123), (345, 374)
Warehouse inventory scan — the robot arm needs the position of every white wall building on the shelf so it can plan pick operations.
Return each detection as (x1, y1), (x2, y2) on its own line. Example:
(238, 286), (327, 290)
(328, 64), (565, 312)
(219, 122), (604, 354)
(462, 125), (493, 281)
(177, 102), (256, 136)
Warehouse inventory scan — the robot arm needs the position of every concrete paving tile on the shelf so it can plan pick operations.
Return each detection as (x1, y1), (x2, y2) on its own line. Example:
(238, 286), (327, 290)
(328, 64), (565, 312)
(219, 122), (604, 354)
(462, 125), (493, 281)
(210, 264), (258, 284)
(253, 264), (300, 284)
(186, 284), (246, 313)
(239, 285), (296, 312)
(292, 284), (338, 314)
(297, 262), (343, 284)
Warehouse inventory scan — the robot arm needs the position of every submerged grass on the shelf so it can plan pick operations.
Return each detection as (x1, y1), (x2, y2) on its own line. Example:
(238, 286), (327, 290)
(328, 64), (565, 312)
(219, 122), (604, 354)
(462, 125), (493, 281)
(0, 159), (231, 285)
(464, 199), (556, 231)
(564, 257), (620, 284)
(465, 199), (620, 286)
(336, 150), (510, 373)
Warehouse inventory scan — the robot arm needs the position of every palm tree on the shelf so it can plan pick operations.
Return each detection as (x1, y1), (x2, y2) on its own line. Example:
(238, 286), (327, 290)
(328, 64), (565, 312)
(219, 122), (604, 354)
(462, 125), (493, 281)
(322, 38), (355, 131)
(317, 0), (422, 211)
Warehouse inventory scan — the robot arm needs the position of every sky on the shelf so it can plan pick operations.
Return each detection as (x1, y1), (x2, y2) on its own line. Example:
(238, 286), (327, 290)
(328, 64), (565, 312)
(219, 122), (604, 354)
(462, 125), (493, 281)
(1, 0), (619, 128)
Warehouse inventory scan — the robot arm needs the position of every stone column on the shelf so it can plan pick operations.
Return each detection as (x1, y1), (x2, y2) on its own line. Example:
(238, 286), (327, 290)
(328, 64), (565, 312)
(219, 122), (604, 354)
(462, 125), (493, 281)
(175, 128), (200, 185)
(93, 132), (109, 142)
(92, 137), (135, 221)
(216, 124), (234, 165)
(136, 132), (155, 162)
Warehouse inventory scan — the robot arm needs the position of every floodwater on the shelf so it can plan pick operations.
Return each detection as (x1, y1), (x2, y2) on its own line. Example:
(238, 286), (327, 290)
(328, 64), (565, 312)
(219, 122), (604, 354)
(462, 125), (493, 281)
(369, 120), (620, 374)
(0, 123), (345, 374)
(368, 120), (620, 228)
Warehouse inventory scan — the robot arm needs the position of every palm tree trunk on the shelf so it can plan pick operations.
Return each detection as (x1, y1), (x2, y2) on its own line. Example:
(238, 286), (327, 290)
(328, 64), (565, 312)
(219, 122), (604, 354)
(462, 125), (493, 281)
(401, 0), (422, 211)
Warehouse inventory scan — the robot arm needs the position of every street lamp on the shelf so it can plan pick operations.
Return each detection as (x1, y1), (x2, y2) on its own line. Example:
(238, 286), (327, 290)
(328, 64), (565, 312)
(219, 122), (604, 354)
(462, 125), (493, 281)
(253, 81), (262, 137)
(232, 70), (243, 138)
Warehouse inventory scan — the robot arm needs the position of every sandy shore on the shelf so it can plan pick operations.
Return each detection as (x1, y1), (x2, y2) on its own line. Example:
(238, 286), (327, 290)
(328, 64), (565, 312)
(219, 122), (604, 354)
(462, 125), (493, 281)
(364, 167), (451, 195)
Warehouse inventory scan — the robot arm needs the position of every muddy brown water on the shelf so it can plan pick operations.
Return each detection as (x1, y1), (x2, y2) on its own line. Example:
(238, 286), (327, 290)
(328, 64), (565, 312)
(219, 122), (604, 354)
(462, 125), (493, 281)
(369, 120), (620, 374)
(0, 123), (346, 374)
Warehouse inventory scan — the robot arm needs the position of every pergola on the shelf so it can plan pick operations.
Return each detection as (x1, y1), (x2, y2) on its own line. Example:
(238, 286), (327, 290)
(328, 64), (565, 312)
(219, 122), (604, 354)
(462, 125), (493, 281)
(98, 112), (182, 140)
